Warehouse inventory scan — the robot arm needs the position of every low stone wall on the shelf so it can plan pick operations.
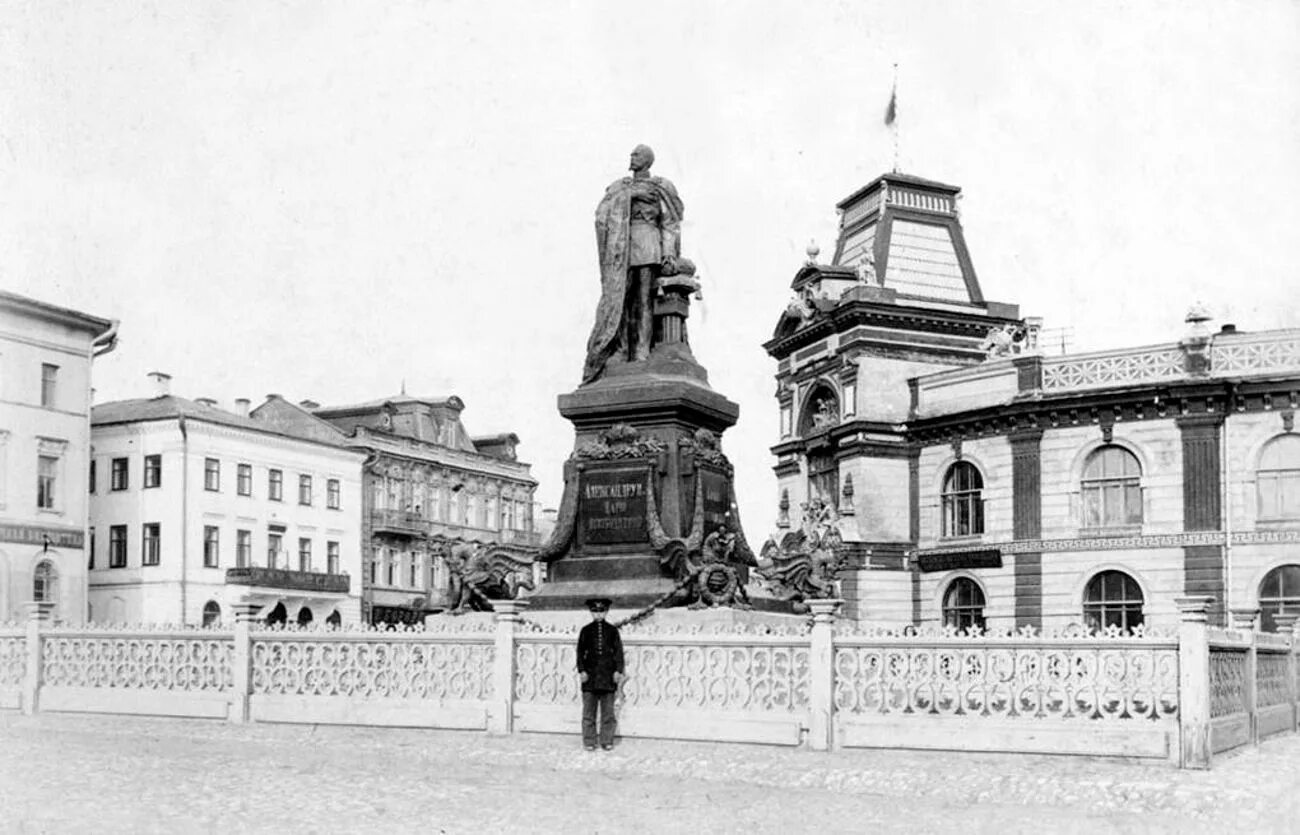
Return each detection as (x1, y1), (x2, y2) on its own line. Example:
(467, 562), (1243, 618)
(4, 598), (1299, 768)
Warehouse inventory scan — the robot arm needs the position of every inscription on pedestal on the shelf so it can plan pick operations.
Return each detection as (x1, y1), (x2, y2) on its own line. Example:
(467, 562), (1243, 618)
(579, 466), (650, 545)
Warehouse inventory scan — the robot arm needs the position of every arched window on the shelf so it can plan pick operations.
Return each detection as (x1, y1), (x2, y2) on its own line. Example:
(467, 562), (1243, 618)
(1257, 435), (1300, 520)
(1259, 564), (1300, 632)
(265, 602), (287, 626)
(941, 462), (984, 537)
(942, 577), (986, 632)
(296, 607), (314, 626)
(1081, 446), (1143, 529)
(33, 560), (58, 604)
(1083, 570), (1144, 632)
(326, 610), (342, 627)
(202, 600), (221, 627)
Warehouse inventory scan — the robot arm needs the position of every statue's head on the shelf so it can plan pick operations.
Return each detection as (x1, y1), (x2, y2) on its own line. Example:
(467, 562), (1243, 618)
(629, 144), (655, 173)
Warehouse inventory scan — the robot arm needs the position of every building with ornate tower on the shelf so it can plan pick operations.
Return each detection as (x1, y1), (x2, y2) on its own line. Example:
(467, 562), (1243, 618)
(768, 171), (1300, 633)
(302, 394), (540, 624)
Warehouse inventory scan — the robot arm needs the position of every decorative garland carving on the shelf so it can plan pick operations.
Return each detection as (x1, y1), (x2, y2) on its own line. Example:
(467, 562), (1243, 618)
(679, 428), (729, 469)
(575, 423), (667, 460)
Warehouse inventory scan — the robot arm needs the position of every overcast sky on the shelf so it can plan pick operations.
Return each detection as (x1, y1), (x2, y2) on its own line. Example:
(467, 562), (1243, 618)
(3, 1), (1298, 535)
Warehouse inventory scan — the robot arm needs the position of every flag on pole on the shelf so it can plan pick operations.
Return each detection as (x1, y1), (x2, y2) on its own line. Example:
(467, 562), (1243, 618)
(884, 83), (897, 126)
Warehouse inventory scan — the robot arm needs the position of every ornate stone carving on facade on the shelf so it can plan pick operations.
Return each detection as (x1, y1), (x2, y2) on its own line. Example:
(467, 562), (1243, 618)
(679, 428), (729, 468)
(839, 474), (855, 516)
(980, 323), (1031, 359)
(1283, 409), (1296, 433)
(809, 394), (839, 431)
(854, 253), (880, 286)
(673, 524), (755, 610)
(574, 423), (667, 460)
(445, 543), (535, 613)
(776, 489), (791, 529)
(756, 498), (849, 613)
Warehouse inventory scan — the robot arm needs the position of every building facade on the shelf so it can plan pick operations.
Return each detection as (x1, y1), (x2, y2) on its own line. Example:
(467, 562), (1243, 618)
(0, 291), (117, 623)
(768, 172), (1300, 632)
(300, 395), (539, 624)
(89, 374), (366, 625)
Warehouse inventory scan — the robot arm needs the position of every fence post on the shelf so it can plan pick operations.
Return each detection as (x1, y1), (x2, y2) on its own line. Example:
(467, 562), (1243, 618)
(229, 600), (261, 724)
(1176, 596), (1214, 769)
(1230, 607), (1261, 745)
(1280, 615), (1300, 734)
(21, 601), (54, 715)
(806, 598), (842, 752)
(489, 600), (528, 735)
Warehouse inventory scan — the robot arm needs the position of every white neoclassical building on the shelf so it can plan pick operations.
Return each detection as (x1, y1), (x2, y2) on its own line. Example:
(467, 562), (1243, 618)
(0, 291), (118, 623)
(88, 374), (367, 625)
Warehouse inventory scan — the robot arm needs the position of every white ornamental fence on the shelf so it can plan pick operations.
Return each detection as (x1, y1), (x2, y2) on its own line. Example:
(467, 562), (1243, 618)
(4, 597), (1300, 768)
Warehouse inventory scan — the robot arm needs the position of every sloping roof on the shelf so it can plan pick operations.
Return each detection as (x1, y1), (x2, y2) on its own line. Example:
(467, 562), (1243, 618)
(312, 394), (464, 415)
(92, 395), (351, 448)
(0, 289), (115, 333)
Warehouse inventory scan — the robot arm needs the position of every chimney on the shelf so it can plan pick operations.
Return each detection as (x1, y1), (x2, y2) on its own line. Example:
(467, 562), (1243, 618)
(195, 397), (218, 408)
(234, 398), (251, 417)
(1220, 324), (1238, 334)
(299, 399), (320, 410)
(147, 371), (172, 399)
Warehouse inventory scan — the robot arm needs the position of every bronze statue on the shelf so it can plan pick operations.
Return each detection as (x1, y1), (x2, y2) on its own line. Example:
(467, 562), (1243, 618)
(582, 144), (684, 383)
(756, 498), (848, 613)
(445, 543), (535, 613)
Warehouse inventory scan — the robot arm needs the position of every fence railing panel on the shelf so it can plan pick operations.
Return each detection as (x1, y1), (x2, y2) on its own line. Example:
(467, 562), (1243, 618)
(0, 628), (25, 710)
(512, 631), (810, 746)
(249, 631), (495, 730)
(39, 628), (234, 719)
(1209, 647), (1251, 754)
(831, 636), (1180, 758)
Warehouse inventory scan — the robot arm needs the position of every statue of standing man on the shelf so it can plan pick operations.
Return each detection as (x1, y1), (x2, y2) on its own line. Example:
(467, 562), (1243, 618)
(582, 145), (684, 384)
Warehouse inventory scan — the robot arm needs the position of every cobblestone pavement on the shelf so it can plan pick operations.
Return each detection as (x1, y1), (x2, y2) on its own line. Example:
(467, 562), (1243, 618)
(3, 713), (1299, 834)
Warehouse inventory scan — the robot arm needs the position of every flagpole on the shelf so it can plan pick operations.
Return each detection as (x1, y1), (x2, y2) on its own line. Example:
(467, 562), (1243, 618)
(891, 63), (899, 173)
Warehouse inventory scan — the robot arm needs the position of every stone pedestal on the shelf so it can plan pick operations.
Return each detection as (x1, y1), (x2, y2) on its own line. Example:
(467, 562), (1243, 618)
(531, 343), (760, 611)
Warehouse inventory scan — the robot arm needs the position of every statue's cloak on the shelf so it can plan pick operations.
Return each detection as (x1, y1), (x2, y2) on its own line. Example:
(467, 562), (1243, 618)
(582, 175), (684, 384)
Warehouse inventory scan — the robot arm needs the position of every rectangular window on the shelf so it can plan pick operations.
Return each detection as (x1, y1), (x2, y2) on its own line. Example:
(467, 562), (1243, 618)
(327, 541), (340, 575)
(40, 363), (58, 408)
(236, 530), (252, 568)
(327, 478), (341, 509)
(237, 464), (252, 496)
(298, 474), (313, 506)
(37, 454), (57, 509)
(142, 523), (161, 566)
(109, 525), (127, 568)
(89, 460), (97, 494)
(203, 526), (219, 568)
(298, 538), (312, 572)
(88, 528), (96, 570)
(144, 454), (162, 488)
(111, 457), (129, 491)
(204, 458), (220, 491)
(268, 533), (283, 568)
(268, 469), (283, 502)
(409, 554), (419, 587)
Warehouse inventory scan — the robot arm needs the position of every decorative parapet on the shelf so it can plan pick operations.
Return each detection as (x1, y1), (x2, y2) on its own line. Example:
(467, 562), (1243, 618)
(1210, 331), (1300, 376)
(1041, 344), (1185, 392)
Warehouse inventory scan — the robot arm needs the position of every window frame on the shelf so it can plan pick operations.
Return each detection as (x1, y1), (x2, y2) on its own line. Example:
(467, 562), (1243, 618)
(236, 463), (252, 497)
(204, 458), (221, 492)
(203, 525), (220, 568)
(1256, 435), (1300, 522)
(1083, 569), (1145, 633)
(327, 478), (341, 510)
(298, 474), (313, 506)
(142, 522), (161, 566)
(941, 576), (987, 633)
(298, 537), (312, 572)
(1259, 564), (1300, 632)
(36, 454), (58, 510)
(236, 529), (252, 569)
(940, 461), (985, 538)
(327, 541), (340, 575)
(1080, 445), (1144, 531)
(267, 532), (283, 568)
(33, 559), (58, 603)
(110, 457), (129, 491)
(109, 525), (128, 568)
(40, 363), (58, 408)
(268, 469), (283, 502)
(144, 454), (162, 489)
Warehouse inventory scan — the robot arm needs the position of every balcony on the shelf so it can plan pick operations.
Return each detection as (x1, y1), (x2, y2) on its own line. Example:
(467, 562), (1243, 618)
(372, 509), (430, 537)
(225, 566), (351, 594)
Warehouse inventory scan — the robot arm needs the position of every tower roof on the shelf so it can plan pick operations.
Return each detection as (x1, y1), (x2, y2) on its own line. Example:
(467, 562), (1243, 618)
(826, 171), (982, 305)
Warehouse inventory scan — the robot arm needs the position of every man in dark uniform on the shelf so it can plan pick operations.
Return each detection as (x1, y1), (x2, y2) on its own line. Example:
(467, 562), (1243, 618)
(576, 597), (625, 751)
